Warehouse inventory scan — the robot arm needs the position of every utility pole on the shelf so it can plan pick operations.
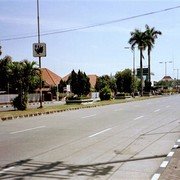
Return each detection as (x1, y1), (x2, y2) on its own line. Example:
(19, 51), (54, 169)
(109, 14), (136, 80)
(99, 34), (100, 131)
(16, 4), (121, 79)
(124, 47), (135, 97)
(159, 61), (172, 77)
(37, 0), (43, 108)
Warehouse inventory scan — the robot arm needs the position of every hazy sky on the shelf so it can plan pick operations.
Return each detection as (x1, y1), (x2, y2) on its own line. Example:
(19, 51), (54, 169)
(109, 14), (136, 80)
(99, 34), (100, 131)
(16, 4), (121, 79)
(1, 0), (180, 81)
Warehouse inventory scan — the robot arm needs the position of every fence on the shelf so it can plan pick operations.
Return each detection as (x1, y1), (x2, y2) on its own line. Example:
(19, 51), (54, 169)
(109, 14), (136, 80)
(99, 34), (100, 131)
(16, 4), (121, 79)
(0, 94), (40, 104)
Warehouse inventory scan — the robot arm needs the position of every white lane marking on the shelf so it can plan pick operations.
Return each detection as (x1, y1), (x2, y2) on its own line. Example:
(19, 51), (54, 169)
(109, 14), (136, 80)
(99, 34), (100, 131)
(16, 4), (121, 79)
(89, 128), (111, 138)
(166, 105), (170, 108)
(10, 126), (46, 134)
(154, 109), (160, 112)
(151, 173), (160, 180)
(177, 139), (180, 143)
(134, 116), (144, 120)
(82, 114), (96, 119)
(160, 161), (169, 168)
(167, 152), (174, 157)
(0, 166), (15, 174)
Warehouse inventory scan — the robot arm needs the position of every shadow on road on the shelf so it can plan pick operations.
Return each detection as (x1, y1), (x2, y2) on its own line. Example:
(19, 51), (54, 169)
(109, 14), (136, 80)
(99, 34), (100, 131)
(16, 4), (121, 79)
(0, 159), (113, 179)
(0, 154), (166, 179)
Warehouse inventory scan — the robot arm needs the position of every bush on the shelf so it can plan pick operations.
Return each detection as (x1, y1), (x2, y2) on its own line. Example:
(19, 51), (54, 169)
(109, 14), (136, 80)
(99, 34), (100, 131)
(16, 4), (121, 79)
(13, 94), (28, 110)
(99, 86), (111, 101)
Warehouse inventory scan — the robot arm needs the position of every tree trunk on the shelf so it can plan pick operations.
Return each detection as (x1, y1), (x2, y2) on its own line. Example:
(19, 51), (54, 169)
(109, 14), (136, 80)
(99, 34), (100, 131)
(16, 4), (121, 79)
(148, 48), (151, 83)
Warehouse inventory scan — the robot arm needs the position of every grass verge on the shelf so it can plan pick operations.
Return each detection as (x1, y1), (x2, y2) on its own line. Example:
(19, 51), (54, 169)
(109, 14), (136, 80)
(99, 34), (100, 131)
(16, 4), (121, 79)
(0, 96), (157, 120)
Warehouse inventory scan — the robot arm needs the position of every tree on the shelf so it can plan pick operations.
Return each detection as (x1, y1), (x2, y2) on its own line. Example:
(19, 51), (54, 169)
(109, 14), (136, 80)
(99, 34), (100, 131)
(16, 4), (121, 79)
(129, 29), (147, 96)
(11, 60), (40, 110)
(67, 70), (90, 96)
(99, 86), (111, 101)
(0, 56), (12, 92)
(95, 75), (116, 93)
(145, 25), (162, 86)
(58, 79), (66, 93)
(115, 69), (133, 93)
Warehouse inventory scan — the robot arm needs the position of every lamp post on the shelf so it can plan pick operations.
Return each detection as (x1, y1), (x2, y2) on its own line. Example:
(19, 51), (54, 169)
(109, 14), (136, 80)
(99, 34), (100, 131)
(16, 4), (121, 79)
(174, 68), (179, 92)
(124, 47), (135, 97)
(159, 61), (172, 77)
(37, 0), (43, 108)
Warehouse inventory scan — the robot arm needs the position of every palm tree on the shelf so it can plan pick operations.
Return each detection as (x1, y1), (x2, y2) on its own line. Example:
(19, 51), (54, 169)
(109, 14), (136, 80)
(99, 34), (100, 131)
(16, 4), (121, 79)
(128, 29), (147, 96)
(145, 25), (162, 84)
(12, 60), (40, 110)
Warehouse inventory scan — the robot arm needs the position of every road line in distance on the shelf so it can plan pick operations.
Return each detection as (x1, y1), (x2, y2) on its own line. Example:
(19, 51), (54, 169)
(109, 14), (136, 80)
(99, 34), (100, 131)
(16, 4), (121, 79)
(134, 116), (144, 120)
(81, 114), (96, 119)
(10, 125), (46, 134)
(89, 128), (111, 138)
(154, 109), (160, 112)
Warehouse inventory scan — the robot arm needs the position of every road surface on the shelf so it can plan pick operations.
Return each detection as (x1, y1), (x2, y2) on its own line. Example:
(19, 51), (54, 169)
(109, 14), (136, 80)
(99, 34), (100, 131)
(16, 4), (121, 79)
(0, 95), (180, 179)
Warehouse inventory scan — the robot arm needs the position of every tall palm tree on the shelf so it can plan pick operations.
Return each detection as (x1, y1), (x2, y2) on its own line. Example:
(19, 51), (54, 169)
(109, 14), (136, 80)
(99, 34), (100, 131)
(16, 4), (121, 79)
(145, 25), (162, 84)
(128, 29), (147, 96)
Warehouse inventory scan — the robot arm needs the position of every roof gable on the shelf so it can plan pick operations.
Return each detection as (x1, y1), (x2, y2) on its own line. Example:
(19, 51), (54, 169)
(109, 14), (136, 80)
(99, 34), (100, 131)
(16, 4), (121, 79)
(41, 68), (61, 86)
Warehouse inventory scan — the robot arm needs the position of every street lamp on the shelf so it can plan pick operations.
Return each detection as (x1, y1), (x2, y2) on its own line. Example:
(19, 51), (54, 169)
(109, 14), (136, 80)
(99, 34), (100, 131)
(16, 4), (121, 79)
(174, 68), (179, 92)
(36, 0), (43, 108)
(124, 46), (135, 97)
(159, 61), (172, 77)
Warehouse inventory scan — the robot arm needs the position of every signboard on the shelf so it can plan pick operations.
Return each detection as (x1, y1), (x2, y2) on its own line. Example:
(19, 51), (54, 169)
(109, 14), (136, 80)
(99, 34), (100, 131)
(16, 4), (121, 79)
(136, 68), (148, 76)
(33, 43), (46, 57)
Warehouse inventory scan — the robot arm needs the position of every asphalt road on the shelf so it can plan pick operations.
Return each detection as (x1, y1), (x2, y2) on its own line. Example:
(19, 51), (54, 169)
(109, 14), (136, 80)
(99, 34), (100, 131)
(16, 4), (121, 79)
(0, 95), (180, 179)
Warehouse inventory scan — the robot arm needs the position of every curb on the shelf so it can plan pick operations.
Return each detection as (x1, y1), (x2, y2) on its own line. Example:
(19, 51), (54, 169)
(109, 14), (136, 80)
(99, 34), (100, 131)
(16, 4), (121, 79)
(151, 138), (180, 180)
(0, 104), (101, 121)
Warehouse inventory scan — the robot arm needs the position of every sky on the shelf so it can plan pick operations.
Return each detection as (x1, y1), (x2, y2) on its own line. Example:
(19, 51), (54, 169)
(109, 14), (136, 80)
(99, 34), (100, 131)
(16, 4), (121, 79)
(1, 0), (180, 81)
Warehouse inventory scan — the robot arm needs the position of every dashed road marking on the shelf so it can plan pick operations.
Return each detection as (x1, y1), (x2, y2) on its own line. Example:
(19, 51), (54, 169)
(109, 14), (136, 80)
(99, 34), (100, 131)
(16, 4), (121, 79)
(81, 114), (96, 119)
(10, 125), (46, 134)
(154, 109), (160, 112)
(89, 128), (111, 138)
(134, 116), (144, 120)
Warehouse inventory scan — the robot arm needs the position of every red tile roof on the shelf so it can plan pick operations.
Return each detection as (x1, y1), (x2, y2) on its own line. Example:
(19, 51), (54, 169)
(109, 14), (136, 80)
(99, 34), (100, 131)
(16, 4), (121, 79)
(41, 68), (61, 87)
(88, 75), (98, 88)
(162, 76), (173, 81)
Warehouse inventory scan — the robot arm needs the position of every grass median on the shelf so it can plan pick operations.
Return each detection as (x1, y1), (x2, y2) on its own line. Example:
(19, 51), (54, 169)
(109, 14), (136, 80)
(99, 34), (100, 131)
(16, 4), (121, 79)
(0, 96), (156, 120)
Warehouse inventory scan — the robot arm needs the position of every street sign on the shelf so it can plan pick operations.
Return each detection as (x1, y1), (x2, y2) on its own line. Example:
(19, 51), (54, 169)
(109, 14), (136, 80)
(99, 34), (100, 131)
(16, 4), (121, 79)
(33, 43), (46, 57)
(137, 68), (148, 76)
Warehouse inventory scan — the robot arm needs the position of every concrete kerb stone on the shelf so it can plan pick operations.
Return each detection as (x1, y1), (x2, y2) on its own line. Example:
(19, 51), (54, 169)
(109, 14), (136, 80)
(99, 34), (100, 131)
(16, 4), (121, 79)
(0, 96), (162, 122)
(151, 138), (180, 180)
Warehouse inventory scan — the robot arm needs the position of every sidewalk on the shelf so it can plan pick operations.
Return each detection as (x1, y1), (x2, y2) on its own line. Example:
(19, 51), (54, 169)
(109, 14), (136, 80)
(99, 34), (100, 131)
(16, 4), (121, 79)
(151, 138), (180, 180)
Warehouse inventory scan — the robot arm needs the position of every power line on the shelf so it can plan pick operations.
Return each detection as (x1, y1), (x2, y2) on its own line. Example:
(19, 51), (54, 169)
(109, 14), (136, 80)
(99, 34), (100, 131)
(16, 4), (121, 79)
(1, 5), (180, 42)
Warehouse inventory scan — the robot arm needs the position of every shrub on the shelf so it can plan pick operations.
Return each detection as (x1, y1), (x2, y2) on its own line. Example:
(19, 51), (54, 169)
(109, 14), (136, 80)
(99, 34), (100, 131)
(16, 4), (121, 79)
(99, 86), (111, 101)
(13, 94), (28, 110)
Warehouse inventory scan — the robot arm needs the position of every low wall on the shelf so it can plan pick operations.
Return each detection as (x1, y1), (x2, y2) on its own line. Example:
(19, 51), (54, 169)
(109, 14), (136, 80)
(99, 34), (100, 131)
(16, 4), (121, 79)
(0, 94), (40, 104)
